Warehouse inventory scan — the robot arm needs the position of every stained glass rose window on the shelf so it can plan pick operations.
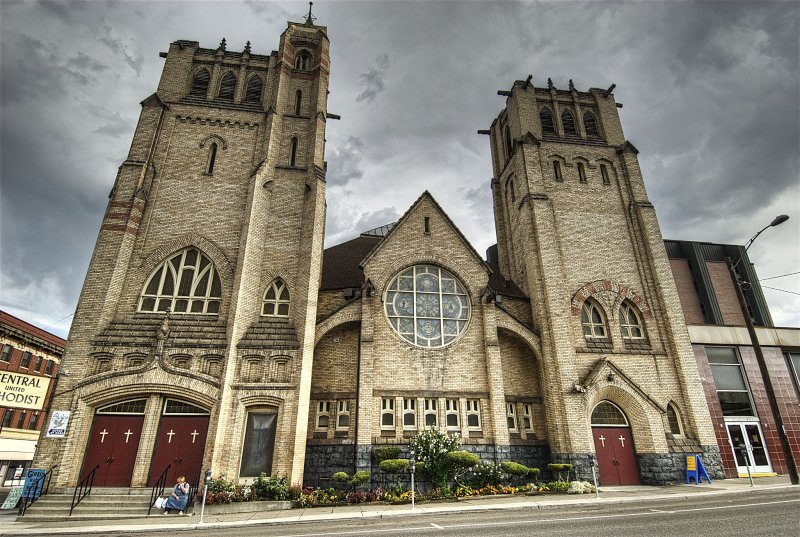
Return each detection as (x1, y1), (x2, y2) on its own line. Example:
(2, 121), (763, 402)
(384, 265), (470, 347)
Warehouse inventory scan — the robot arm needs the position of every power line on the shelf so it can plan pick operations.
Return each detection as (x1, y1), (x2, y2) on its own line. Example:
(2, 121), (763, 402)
(760, 271), (800, 281)
(761, 285), (800, 296)
(43, 312), (74, 331)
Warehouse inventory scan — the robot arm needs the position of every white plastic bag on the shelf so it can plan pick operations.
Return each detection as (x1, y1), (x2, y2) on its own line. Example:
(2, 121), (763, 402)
(153, 496), (165, 509)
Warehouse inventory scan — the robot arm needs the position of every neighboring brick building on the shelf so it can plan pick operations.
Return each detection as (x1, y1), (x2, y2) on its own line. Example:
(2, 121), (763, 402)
(0, 311), (63, 486)
(666, 240), (800, 478)
(33, 15), (722, 490)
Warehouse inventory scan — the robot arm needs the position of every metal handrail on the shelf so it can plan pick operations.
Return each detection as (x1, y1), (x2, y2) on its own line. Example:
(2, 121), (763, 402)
(70, 464), (100, 516)
(147, 464), (171, 516)
(18, 465), (58, 516)
(186, 470), (202, 513)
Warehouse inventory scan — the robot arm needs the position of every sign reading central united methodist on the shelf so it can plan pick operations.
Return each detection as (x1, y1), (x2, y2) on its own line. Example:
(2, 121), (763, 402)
(0, 372), (51, 410)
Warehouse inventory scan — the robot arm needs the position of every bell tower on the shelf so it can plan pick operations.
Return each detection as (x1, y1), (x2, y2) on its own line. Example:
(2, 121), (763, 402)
(485, 77), (719, 480)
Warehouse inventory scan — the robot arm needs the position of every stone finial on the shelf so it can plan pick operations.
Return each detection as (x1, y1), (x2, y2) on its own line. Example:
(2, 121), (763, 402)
(547, 78), (554, 90)
(569, 79), (575, 91)
(304, 2), (317, 25)
(244, 40), (251, 54)
(218, 38), (227, 52)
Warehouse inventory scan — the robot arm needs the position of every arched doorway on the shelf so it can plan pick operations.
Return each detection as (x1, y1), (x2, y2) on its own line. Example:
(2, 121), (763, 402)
(81, 399), (146, 487)
(591, 401), (640, 485)
(148, 399), (210, 486)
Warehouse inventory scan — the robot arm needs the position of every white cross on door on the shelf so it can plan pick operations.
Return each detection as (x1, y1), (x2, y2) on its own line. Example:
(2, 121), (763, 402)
(99, 429), (109, 443)
(190, 430), (199, 444)
(598, 435), (606, 447)
(166, 429), (176, 443)
(618, 435), (625, 447)
(124, 429), (133, 443)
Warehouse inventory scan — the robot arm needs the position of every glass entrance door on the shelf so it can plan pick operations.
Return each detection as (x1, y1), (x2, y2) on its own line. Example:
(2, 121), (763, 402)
(726, 422), (772, 475)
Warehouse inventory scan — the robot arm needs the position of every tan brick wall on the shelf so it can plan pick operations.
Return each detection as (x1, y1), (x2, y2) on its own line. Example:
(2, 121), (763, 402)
(706, 261), (745, 326)
(670, 259), (706, 325)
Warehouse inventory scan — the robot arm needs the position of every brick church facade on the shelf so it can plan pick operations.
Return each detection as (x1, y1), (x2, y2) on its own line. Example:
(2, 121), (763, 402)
(33, 16), (722, 490)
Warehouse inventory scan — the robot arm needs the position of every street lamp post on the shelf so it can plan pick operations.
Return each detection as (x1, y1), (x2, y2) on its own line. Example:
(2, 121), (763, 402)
(726, 214), (798, 485)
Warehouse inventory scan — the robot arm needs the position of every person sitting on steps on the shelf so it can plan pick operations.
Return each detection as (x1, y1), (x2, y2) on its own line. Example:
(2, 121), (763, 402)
(163, 475), (189, 515)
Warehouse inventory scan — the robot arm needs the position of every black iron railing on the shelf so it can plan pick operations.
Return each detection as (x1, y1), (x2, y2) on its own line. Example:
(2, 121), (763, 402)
(147, 464), (171, 516)
(186, 470), (202, 514)
(70, 464), (100, 516)
(17, 465), (58, 516)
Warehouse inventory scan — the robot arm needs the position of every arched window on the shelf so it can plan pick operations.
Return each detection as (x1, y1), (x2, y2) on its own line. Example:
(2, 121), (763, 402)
(583, 111), (599, 137)
(562, 110), (577, 135)
(619, 301), (644, 339)
(138, 248), (222, 314)
(262, 279), (290, 316)
(294, 90), (302, 115)
(289, 137), (299, 166)
(667, 403), (683, 436)
(245, 76), (263, 103)
(190, 69), (210, 97)
(218, 72), (237, 100)
(591, 401), (628, 426)
(295, 50), (312, 70)
(540, 108), (555, 135)
(504, 125), (513, 159)
(205, 142), (218, 174)
(581, 299), (607, 338)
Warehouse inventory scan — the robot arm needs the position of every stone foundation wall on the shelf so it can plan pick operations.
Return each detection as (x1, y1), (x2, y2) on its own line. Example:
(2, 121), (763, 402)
(303, 444), (355, 487)
(637, 445), (724, 485)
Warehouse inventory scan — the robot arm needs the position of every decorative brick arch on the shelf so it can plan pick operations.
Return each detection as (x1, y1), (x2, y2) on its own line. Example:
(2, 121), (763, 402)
(239, 394), (284, 408)
(495, 308), (542, 361)
(137, 234), (234, 284)
(570, 279), (652, 321)
(315, 301), (362, 345)
(79, 377), (218, 411)
(199, 134), (228, 150)
(367, 255), (487, 303)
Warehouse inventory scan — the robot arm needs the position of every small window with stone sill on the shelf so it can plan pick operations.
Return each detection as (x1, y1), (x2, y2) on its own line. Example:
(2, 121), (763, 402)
(522, 403), (534, 432)
(465, 399), (481, 430)
(423, 398), (438, 427)
(581, 299), (608, 339)
(316, 401), (331, 430)
(445, 399), (459, 430)
(667, 403), (683, 436)
(381, 398), (395, 430)
(337, 400), (350, 430)
(403, 398), (417, 430)
(506, 402), (518, 431)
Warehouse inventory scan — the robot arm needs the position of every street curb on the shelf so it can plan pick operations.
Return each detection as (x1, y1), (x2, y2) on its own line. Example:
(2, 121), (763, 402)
(1, 484), (797, 535)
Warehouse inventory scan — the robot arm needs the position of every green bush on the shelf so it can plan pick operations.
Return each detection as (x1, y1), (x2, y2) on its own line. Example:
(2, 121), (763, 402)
(500, 461), (530, 477)
(545, 480), (570, 493)
(547, 463), (573, 482)
(373, 446), (402, 462)
(379, 459), (409, 474)
(350, 471), (371, 486)
(464, 462), (504, 488)
(446, 451), (480, 469)
(410, 427), (461, 489)
(207, 476), (235, 494)
(527, 467), (541, 480)
(251, 474), (289, 501)
(332, 472), (350, 483)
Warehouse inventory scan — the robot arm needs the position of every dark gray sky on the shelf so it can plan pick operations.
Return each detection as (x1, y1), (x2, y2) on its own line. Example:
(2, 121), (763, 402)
(1, 0), (798, 337)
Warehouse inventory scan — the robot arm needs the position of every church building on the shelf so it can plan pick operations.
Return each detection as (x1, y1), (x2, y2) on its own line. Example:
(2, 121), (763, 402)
(33, 15), (722, 491)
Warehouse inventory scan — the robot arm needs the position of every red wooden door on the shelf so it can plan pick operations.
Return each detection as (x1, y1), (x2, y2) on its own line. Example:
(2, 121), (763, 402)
(592, 426), (640, 486)
(148, 416), (209, 486)
(81, 415), (144, 487)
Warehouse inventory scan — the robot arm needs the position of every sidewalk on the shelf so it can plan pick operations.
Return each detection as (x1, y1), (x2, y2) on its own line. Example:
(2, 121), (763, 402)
(0, 476), (794, 535)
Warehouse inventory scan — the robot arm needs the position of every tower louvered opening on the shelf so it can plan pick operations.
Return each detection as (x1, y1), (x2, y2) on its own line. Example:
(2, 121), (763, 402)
(245, 76), (263, 103)
(218, 72), (237, 100)
(190, 69), (210, 96)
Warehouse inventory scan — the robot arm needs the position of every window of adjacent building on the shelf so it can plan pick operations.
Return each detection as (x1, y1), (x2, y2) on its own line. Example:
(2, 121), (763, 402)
(424, 398), (437, 427)
(245, 76), (263, 103)
(218, 72), (237, 100)
(16, 411), (26, 429)
(34, 356), (43, 371)
(600, 163), (610, 184)
(316, 401), (330, 430)
(1, 344), (12, 362)
(619, 301), (644, 340)
(553, 160), (563, 182)
(294, 90), (302, 115)
(240, 411), (277, 477)
(205, 142), (218, 175)
(28, 413), (39, 431)
(190, 69), (210, 97)
(3, 410), (14, 428)
(581, 300), (608, 338)
(262, 279), (290, 317)
(540, 107), (555, 135)
(506, 402), (517, 431)
(139, 247), (222, 314)
(789, 353), (800, 393)
(522, 403), (533, 431)
(20, 352), (31, 369)
(707, 347), (755, 417)
(561, 110), (577, 135)
(445, 399), (459, 430)
(466, 399), (481, 429)
(295, 50), (311, 70)
(583, 111), (599, 137)
(667, 403), (683, 436)
(45, 360), (55, 375)
(577, 162), (587, 183)
(381, 398), (395, 429)
(337, 400), (350, 430)
(403, 398), (417, 430)
(289, 137), (299, 166)
(384, 265), (471, 348)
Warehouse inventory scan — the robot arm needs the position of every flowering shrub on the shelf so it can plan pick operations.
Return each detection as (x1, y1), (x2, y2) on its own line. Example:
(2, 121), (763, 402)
(409, 427), (461, 489)
(251, 474), (289, 500)
(463, 462), (504, 488)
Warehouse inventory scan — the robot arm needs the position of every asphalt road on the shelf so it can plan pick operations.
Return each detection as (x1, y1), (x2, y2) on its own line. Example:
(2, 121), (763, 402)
(25, 488), (800, 537)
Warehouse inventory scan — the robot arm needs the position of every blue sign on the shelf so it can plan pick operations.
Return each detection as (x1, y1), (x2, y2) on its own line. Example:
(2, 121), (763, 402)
(686, 455), (712, 485)
(22, 469), (46, 500)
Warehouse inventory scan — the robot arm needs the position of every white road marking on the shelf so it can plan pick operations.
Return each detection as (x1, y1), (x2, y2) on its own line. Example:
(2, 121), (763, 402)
(430, 523), (444, 529)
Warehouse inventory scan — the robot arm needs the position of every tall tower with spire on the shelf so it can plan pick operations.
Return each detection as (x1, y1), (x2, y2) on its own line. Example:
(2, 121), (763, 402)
(34, 16), (331, 488)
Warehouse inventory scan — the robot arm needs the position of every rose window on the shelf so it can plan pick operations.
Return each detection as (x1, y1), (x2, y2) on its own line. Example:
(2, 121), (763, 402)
(384, 265), (470, 347)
